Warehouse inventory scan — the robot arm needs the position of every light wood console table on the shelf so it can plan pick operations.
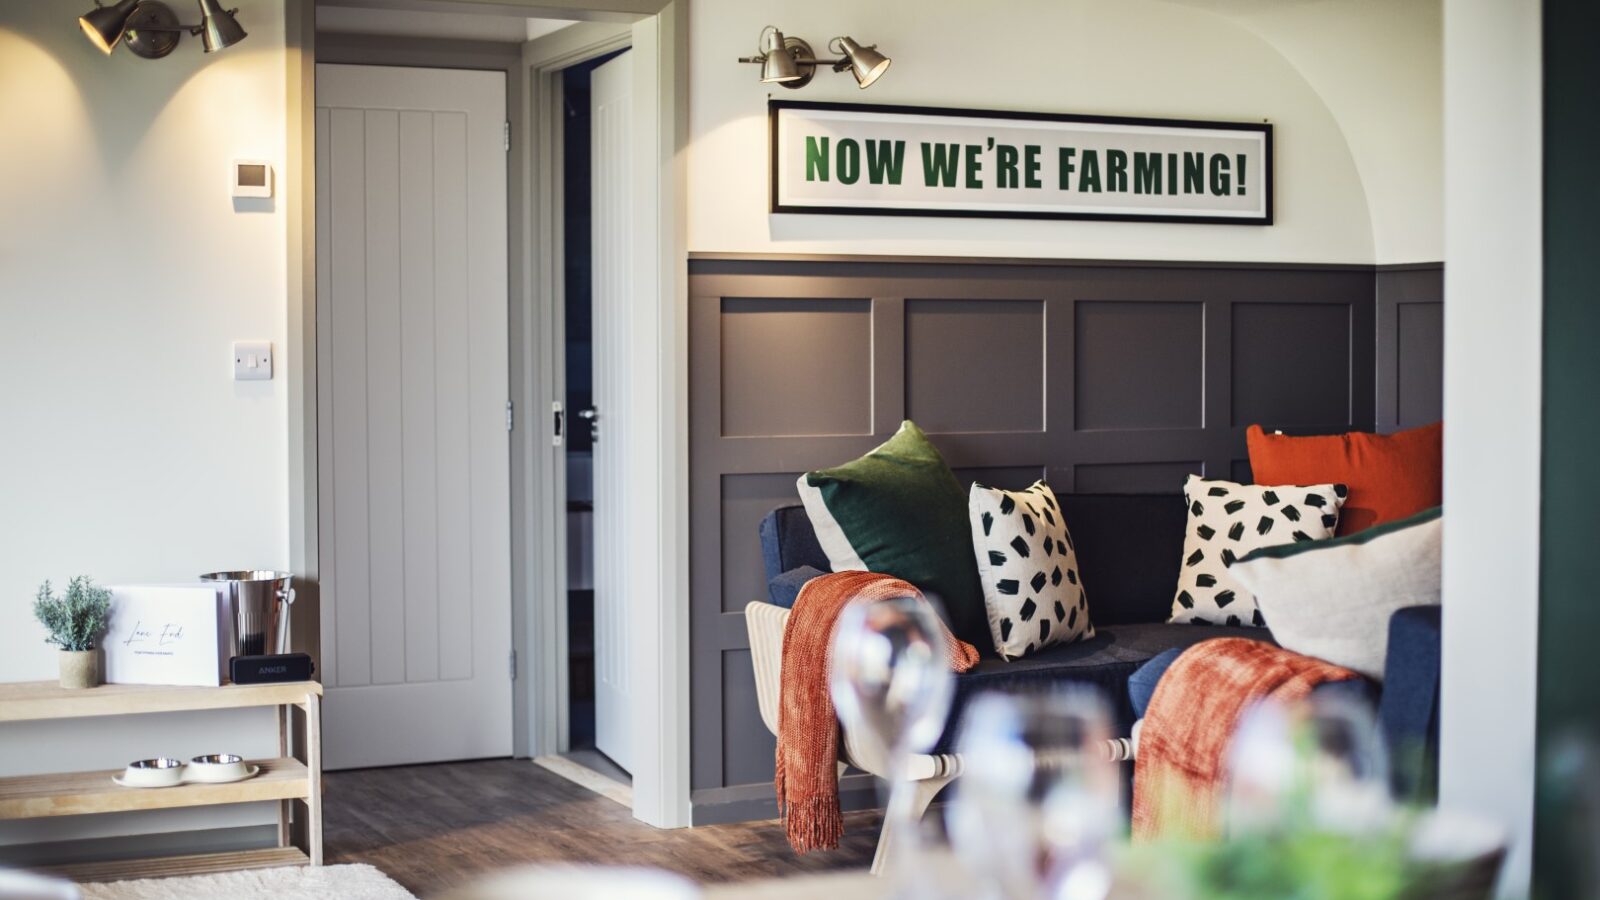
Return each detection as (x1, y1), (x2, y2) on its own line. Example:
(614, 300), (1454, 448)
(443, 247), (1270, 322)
(0, 680), (323, 882)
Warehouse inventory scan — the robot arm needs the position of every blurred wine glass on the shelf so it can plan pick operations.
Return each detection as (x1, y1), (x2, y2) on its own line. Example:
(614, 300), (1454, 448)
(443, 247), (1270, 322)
(1226, 692), (1393, 836)
(1307, 692), (1392, 831)
(947, 690), (1119, 900)
(829, 592), (955, 890)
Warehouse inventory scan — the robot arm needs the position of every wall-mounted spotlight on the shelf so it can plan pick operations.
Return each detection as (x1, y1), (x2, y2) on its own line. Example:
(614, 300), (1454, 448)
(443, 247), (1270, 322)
(738, 26), (891, 90)
(78, 0), (246, 60)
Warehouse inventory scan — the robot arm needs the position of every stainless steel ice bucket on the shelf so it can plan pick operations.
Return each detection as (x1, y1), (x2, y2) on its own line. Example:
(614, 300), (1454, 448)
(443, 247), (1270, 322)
(200, 570), (295, 657)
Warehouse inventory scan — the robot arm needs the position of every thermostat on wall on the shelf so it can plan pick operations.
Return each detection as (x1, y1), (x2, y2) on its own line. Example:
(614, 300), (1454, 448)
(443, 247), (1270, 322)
(232, 160), (274, 198)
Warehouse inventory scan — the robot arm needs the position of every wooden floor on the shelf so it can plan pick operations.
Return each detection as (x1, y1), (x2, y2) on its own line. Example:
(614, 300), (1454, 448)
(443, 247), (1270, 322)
(324, 758), (881, 897)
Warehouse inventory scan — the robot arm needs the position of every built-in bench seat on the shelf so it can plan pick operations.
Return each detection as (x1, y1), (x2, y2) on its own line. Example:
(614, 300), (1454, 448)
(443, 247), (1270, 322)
(758, 492), (1269, 744)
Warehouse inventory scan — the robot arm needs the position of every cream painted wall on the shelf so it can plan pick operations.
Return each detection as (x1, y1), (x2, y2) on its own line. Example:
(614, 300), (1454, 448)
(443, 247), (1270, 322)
(1439, 0), (1540, 894)
(1211, 0), (1443, 264)
(0, 0), (289, 847)
(689, 0), (1388, 263)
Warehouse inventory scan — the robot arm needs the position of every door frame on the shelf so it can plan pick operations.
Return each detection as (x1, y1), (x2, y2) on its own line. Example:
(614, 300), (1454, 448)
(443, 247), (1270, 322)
(286, 0), (692, 829)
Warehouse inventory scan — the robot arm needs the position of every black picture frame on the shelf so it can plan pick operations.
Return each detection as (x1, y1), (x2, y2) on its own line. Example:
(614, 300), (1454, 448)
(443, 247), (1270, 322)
(768, 99), (1274, 226)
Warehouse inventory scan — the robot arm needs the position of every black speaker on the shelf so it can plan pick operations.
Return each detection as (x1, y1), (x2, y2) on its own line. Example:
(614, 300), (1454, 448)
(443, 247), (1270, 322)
(230, 653), (316, 684)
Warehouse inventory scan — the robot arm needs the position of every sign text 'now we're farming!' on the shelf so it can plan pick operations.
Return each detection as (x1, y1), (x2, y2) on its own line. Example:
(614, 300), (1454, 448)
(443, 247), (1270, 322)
(770, 101), (1272, 224)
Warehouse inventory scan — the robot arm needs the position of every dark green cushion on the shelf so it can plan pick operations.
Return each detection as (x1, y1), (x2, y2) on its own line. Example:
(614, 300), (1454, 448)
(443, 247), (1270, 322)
(798, 421), (991, 653)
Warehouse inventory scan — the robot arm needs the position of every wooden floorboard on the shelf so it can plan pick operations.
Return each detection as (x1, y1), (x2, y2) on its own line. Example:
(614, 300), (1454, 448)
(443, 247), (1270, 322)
(324, 758), (880, 897)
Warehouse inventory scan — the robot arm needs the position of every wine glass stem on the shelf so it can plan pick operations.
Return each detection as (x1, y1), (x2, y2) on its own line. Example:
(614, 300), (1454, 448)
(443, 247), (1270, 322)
(884, 750), (925, 890)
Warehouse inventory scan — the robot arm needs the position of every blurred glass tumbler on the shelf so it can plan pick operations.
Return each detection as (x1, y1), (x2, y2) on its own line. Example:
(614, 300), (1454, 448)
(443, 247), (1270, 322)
(200, 570), (295, 657)
(949, 690), (1120, 900)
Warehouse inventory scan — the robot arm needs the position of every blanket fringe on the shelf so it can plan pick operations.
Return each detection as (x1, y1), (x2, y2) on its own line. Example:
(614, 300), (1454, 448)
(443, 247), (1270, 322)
(781, 794), (844, 854)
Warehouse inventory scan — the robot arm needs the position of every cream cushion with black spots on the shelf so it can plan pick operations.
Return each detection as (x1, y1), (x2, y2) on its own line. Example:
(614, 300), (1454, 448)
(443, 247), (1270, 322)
(969, 480), (1094, 660)
(1168, 474), (1346, 627)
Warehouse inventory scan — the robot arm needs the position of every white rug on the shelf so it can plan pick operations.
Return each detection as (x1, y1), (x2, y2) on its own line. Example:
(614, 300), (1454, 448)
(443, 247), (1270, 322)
(79, 864), (414, 900)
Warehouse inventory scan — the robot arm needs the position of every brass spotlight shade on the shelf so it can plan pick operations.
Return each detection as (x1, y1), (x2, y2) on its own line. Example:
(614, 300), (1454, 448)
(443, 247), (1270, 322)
(834, 36), (891, 89)
(738, 26), (890, 90)
(78, 0), (141, 54)
(197, 0), (247, 52)
(758, 28), (802, 84)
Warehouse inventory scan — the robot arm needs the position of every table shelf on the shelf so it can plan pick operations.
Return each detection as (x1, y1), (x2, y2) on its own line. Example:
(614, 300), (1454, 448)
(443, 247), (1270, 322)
(0, 679), (323, 881)
(0, 680), (320, 723)
(0, 757), (308, 819)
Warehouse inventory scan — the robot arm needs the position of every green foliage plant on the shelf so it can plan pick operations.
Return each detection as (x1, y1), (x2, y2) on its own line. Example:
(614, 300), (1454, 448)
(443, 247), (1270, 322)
(33, 577), (112, 652)
(1123, 714), (1427, 900)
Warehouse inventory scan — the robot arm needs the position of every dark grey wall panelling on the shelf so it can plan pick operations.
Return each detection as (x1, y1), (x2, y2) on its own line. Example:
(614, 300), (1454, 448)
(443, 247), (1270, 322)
(688, 256), (1443, 825)
(1376, 264), (1444, 432)
(1076, 301), (1205, 431)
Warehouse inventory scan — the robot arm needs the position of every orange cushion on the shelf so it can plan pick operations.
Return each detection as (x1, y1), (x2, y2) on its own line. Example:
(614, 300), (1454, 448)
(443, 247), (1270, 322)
(1245, 421), (1442, 535)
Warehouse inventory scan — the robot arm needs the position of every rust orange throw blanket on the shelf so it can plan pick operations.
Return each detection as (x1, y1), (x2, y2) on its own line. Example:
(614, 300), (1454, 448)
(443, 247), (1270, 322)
(775, 571), (980, 854)
(1131, 638), (1357, 841)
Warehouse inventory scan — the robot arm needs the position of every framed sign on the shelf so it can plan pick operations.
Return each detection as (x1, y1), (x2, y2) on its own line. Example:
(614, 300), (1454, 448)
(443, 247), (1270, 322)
(770, 100), (1272, 225)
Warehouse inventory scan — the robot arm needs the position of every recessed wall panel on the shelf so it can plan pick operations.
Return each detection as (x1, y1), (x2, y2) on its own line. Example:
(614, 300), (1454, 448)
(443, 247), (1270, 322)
(905, 299), (1044, 433)
(1074, 461), (1201, 494)
(721, 298), (871, 437)
(722, 649), (777, 786)
(1397, 302), (1444, 429)
(1075, 301), (1204, 430)
(953, 466), (1048, 491)
(721, 473), (805, 612)
(1231, 303), (1352, 427)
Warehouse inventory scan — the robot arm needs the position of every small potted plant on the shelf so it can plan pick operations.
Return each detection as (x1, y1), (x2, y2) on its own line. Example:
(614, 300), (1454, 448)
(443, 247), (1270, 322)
(33, 577), (112, 689)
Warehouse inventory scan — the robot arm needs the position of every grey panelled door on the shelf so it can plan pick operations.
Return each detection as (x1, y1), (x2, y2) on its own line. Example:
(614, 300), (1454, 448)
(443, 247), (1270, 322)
(315, 64), (511, 770)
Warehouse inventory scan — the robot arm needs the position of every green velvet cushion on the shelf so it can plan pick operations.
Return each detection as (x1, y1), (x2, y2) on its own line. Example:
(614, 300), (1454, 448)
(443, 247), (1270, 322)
(796, 421), (991, 653)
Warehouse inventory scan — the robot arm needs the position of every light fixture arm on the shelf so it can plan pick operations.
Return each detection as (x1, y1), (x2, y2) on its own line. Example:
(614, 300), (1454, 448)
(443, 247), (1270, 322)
(736, 55), (850, 68)
(121, 12), (236, 36)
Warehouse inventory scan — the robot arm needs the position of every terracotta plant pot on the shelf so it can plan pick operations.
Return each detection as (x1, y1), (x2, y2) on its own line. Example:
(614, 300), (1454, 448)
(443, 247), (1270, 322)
(59, 649), (99, 690)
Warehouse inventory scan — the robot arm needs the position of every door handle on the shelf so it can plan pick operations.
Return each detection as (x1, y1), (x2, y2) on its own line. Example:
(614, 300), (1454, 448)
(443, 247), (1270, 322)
(577, 407), (599, 442)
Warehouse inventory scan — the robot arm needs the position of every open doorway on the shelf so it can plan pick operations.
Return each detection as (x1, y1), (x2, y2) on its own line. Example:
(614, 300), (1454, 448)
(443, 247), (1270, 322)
(561, 47), (632, 789)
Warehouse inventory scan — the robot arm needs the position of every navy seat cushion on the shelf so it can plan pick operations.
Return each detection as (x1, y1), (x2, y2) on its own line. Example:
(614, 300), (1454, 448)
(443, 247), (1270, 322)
(767, 565), (827, 609)
(932, 622), (1272, 753)
(1127, 648), (1185, 719)
(759, 506), (830, 584)
(1380, 605), (1441, 801)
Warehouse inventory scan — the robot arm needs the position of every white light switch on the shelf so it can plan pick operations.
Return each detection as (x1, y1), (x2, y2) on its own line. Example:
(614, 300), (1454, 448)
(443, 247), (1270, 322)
(233, 341), (273, 381)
